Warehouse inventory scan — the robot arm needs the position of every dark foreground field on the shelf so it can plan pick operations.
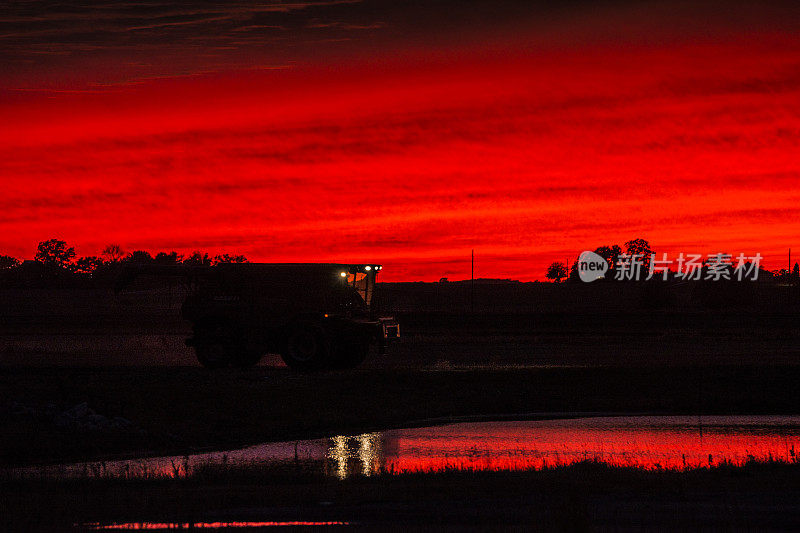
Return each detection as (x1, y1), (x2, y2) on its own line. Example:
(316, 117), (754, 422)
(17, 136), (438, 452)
(3, 364), (800, 466)
(3, 460), (800, 531)
(2, 306), (800, 530)
(3, 363), (800, 530)
(3, 310), (800, 367)
(2, 307), (798, 464)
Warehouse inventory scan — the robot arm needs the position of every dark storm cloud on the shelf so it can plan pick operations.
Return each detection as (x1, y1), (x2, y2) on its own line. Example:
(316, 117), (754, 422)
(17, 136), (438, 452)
(0, 0), (374, 86)
(0, 0), (518, 64)
(4, 0), (800, 89)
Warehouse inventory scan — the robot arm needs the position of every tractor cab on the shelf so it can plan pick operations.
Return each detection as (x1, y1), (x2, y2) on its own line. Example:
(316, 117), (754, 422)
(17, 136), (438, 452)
(336, 264), (382, 312)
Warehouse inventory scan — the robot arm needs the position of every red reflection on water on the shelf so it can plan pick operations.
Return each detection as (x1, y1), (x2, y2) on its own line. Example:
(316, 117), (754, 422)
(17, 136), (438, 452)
(38, 417), (800, 481)
(84, 521), (349, 529)
(380, 420), (800, 474)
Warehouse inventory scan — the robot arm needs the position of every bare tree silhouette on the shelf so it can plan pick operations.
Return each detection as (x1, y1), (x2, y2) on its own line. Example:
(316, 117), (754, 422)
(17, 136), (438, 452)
(546, 261), (567, 283)
(595, 245), (623, 271)
(624, 238), (653, 272)
(74, 256), (105, 275)
(35, 239), (75, 269)
(154, 251), (183, 264)
(214, 253), (247, 264)
(0, 255), (20, 270)
(102, 244), (125, 263)
(567, 240), (652, 281)
(125, 250), (154, 264)
(184, 251), (212, 267)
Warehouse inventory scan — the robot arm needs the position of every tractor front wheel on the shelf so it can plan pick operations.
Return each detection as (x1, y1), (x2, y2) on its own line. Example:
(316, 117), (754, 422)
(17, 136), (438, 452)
(330, 338), (370, 369)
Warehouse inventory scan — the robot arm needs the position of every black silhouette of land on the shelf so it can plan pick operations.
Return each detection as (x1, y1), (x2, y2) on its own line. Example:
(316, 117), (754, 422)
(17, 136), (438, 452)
(2, 240), (800, 529)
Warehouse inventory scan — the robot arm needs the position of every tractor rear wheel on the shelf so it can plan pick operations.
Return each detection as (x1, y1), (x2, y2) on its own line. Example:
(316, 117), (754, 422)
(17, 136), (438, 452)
(194, 341), (230, 369)
(192, 318), (242, 369)
(281, 322), (329, 372)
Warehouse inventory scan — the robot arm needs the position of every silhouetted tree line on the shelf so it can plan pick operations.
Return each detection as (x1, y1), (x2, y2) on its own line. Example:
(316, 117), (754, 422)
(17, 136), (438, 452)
(563, 238), (654, 282)
(0, 239), (247, 288)
(772, 263), (800, 284)
(545, 238), (787, 284)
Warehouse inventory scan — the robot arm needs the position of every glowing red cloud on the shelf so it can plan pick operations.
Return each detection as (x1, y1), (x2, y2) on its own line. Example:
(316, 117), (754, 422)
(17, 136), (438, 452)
(1, 37), (799, 280)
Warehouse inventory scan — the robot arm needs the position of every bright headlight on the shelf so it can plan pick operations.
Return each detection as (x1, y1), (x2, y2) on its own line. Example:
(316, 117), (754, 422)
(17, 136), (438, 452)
(365, 265), (372, 271)
(340, 272), (347, 277)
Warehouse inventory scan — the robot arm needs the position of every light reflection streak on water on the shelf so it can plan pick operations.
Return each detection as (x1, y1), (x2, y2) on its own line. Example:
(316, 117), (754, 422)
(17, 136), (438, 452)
(357, 433), (380, 476)
(14, 416), (800, 480)
(326, 433), (381, 479)
(329, 435), (349, 480)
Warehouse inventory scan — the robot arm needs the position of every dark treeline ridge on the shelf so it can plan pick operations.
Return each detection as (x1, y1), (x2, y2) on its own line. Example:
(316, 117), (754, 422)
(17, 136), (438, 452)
(375, 279), (800, 314)
(0, 239), (246, 288)
(3, 238), (800, 314)
(546, 237), (799, 284)
(376, 238), (800, 314)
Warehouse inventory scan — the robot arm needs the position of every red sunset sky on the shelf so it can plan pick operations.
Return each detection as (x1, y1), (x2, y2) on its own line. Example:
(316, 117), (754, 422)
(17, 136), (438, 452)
(1, 1), (799, 281)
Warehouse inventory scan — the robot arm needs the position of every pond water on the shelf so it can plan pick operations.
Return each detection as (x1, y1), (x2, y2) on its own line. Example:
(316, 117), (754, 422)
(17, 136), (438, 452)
(17, 415), (800, 480)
